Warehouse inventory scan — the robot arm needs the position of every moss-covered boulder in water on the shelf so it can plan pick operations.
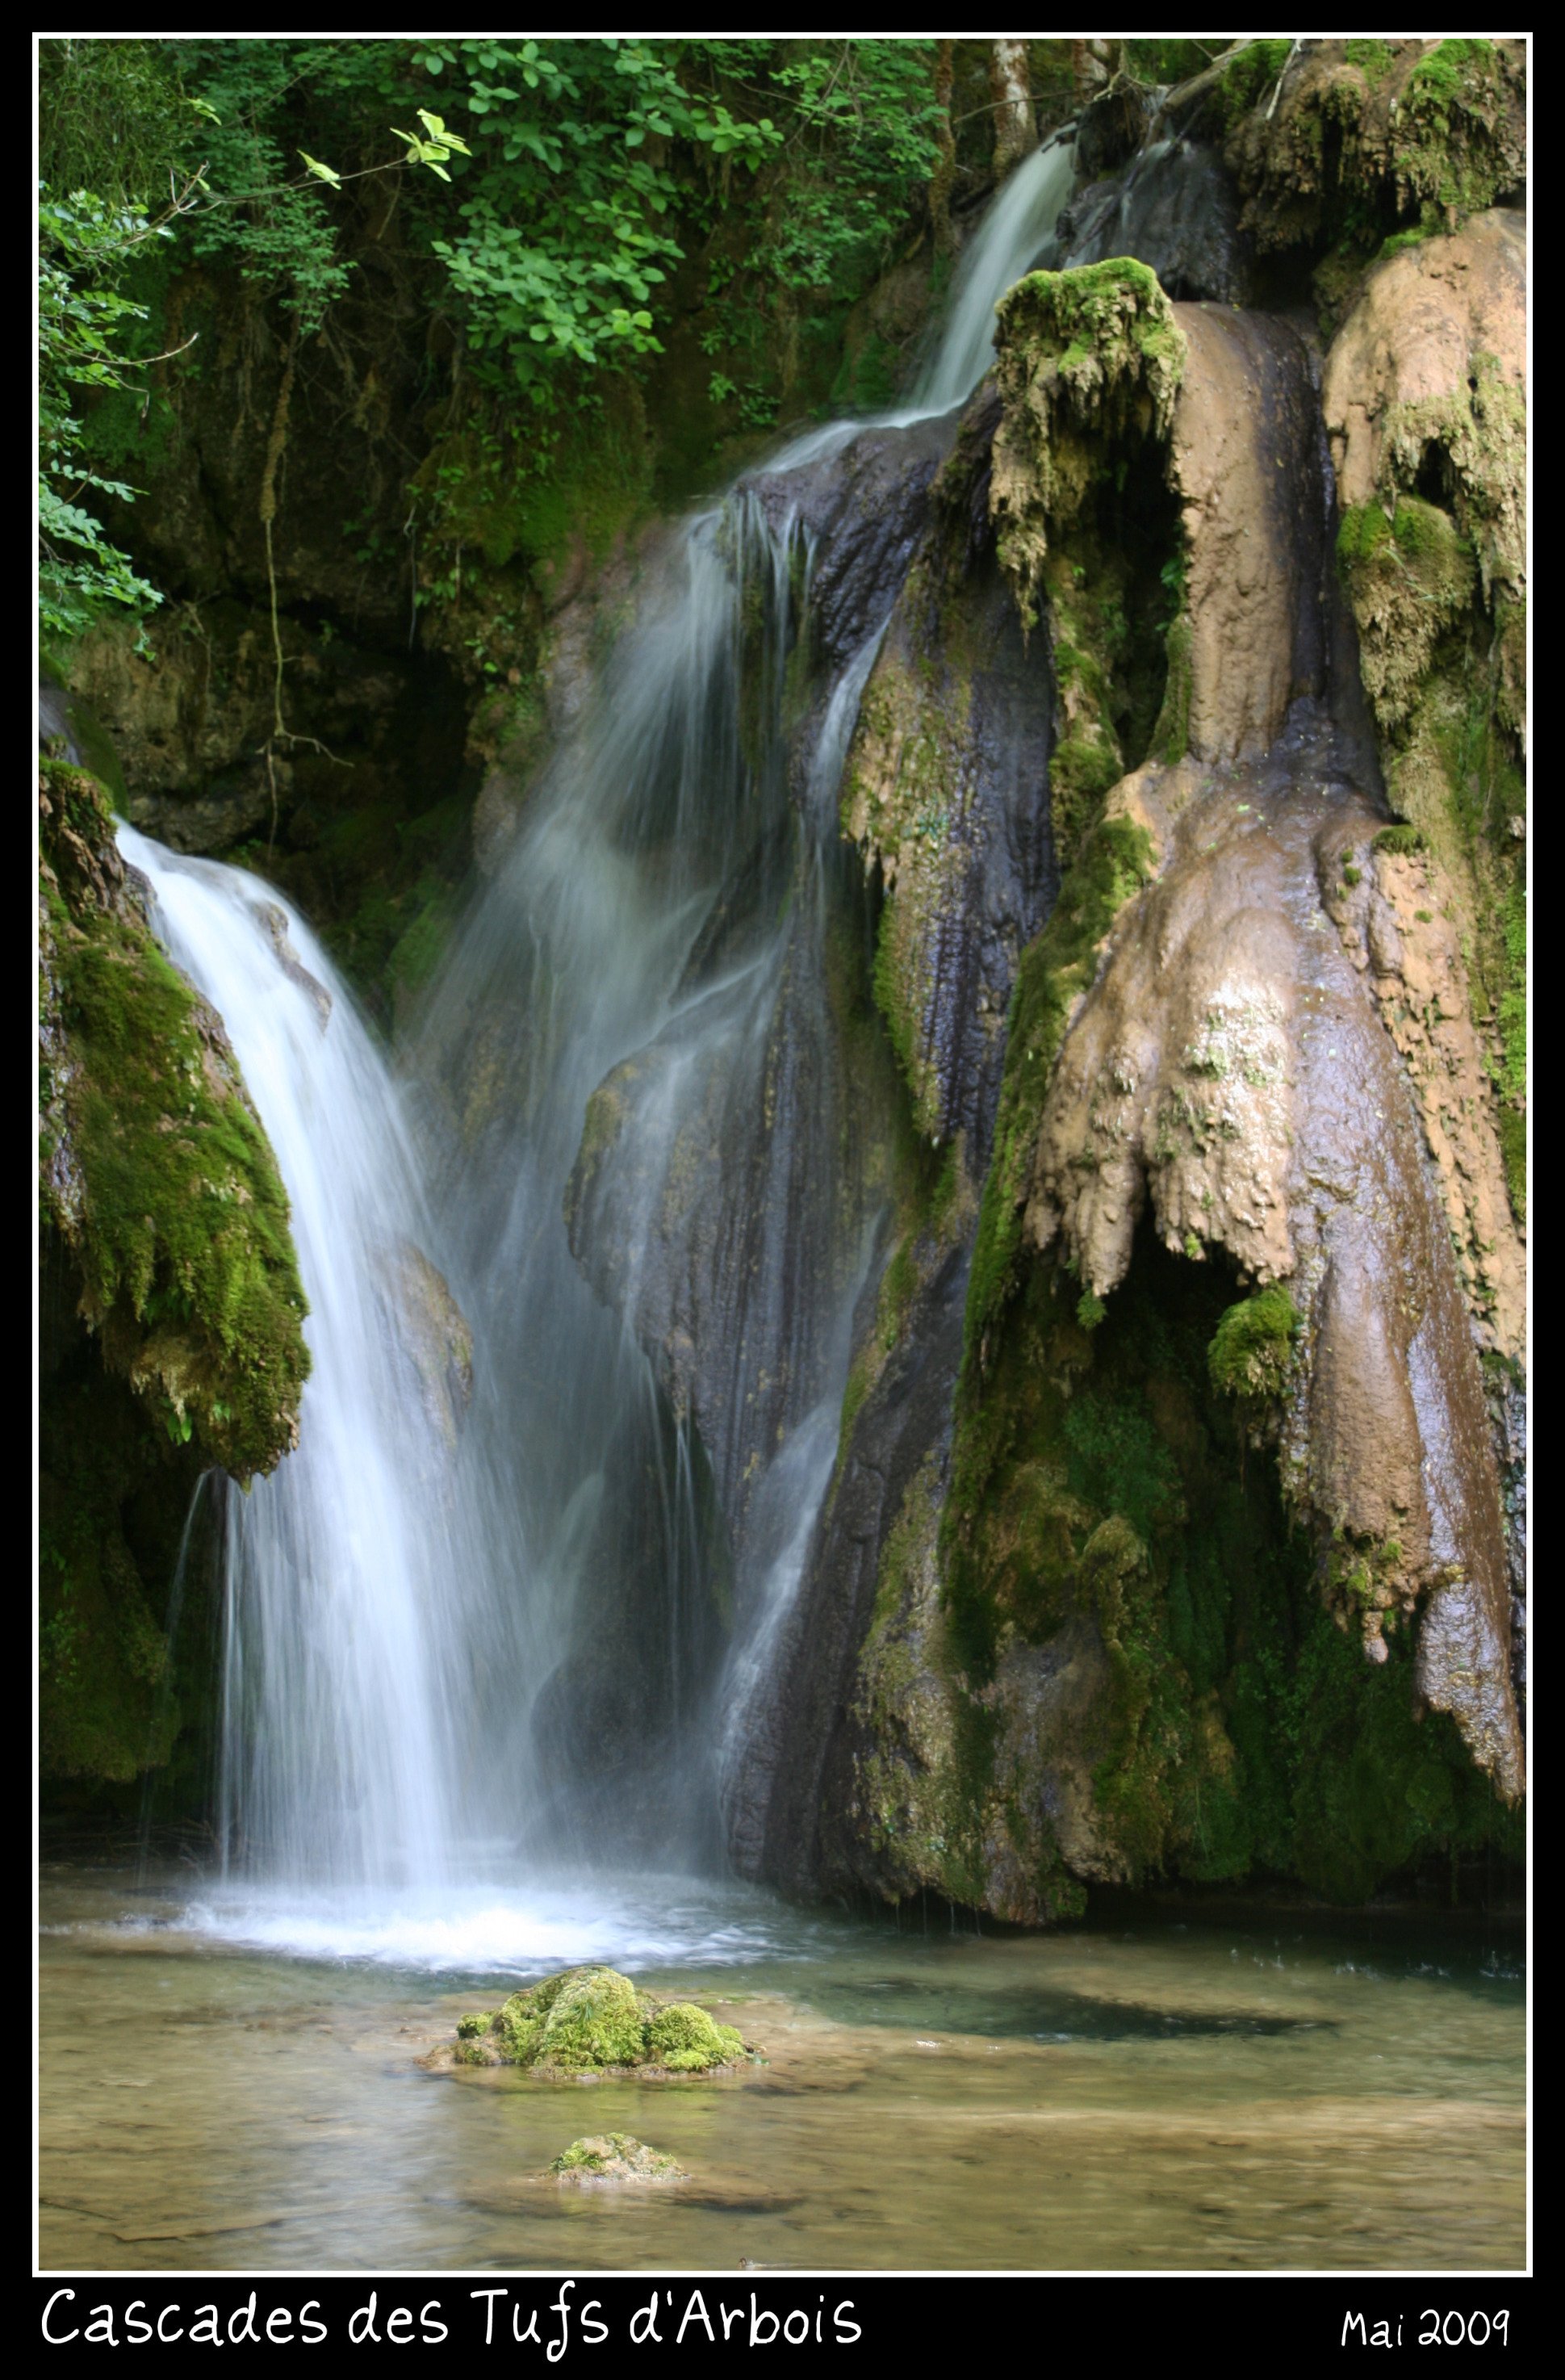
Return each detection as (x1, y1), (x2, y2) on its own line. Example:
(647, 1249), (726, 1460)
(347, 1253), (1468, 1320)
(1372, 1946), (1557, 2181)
(644, 2002), (746, 2073)
(440, 1965), (755, 2075)
(550, 2134), (684, 2185)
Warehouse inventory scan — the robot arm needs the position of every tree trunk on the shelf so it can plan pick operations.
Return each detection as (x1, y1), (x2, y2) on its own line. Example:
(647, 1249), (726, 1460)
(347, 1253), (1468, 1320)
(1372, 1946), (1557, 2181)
(990, 40), (1036, 179)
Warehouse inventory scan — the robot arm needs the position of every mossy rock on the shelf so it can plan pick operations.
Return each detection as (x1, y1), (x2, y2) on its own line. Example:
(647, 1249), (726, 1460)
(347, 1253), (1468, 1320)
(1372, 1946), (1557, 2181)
(446, 1966), (756, 2076)
(1207, 1287), (1300, 1401)
(549, 2134), (684, 2185)
(644, 2002), (746, 2073)
(38, 760), (309, 1482)
(990, 260), (1186, 631)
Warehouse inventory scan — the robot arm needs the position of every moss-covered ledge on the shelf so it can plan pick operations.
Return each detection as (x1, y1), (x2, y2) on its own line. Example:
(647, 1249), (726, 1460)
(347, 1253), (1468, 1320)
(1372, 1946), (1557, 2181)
(989, 259), (1186, 639)
(39, 759), (310, 1479)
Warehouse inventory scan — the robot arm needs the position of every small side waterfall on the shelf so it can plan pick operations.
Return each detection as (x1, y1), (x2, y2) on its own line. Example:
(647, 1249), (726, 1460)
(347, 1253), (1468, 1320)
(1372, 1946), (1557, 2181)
(118, 830), (487, 1891)
(907, 133), (1078, 414)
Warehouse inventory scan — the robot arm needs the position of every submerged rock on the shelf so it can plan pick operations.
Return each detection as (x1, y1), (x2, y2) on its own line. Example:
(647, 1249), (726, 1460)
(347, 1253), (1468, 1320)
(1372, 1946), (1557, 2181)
(370, 1240), (475, 1456)
(437, 1966), (754, 2076)
(549, 2134), (685, 2186)
(251, 900), (333, 1029)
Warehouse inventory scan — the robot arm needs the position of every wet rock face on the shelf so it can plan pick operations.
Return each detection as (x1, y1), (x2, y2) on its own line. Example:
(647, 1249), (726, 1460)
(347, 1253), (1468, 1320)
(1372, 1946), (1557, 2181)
(252, 902), (333, 1029)
(731, 1238), (972, 1894)
(843, 543), (1057, 1160)
(840, 396), (1057, 1161)
(1052, 140), (1255, 307)
(1024, 761), (1521, 1797)
(744, 412), (953, 671)
(1164, 307), (1333, 764)
(564, 899), (856, 1537)
(1073, 78), (1153, 183)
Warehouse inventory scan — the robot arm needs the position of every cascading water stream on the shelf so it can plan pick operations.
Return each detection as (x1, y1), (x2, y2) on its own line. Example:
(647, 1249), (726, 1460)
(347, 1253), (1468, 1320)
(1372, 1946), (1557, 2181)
(416, 138), (1076, 1874)
(123, 132), (1074, 1940)
(118, 829), (486, 1893)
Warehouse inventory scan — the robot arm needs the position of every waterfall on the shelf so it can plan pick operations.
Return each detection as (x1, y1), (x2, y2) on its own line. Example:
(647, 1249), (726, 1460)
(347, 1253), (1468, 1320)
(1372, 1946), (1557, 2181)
(418, 136), (1074, 1871)
(128, 133), (1073, 1921)
(906, 133), (1078, 415)
(117, 828), (488, 1891)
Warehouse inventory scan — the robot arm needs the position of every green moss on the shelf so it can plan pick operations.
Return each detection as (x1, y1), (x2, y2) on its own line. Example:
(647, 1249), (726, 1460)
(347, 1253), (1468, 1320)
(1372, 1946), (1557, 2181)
(937, 1234), (1514, 1898)
(990, 261), (1186, 631)
(1207, 1288), (1300, 1401)
(852, 1456), (1019, 1915)
(1287, 1610), (1521, 1900)
(1342, 40), (1396, 87)
(643, 2003), (744, 2072)
(550, 2134), (684, 2181)
(1076, 1290), (1107, 1332)
(1211, 39), (1293, 131)
(1371, 823), (1426, 857)
(1395, 41), (1517, 224)
(39, 762), (309, 1481)
(533, 1966), (647, 2072)
(460, 1967), (751, 2076)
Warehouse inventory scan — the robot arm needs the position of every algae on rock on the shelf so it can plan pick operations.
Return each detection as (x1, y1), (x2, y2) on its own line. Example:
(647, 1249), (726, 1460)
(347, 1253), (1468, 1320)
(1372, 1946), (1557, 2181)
(39, 761), (310, 1481)
(440, 1966), (751, 2076)
(550, 2134), (684, 2185)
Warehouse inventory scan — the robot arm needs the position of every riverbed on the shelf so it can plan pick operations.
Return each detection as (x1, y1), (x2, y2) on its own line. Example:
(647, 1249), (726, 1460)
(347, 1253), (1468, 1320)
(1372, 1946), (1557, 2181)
(38, 1866), (1524, 2273)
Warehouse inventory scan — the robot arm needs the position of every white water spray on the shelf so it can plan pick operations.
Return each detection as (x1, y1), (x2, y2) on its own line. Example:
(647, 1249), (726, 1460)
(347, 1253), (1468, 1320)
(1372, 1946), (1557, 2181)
(119, 828), (487, 1890)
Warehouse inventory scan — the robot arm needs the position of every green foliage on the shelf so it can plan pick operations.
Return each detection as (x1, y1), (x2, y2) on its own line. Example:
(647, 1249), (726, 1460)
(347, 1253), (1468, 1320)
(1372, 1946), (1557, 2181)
(37, 188), (168, 644)
(411, 38), (776, 398)
(38, 38), (204, 210)
(174, 43), (356, 329)
(740, 42), (944, 295)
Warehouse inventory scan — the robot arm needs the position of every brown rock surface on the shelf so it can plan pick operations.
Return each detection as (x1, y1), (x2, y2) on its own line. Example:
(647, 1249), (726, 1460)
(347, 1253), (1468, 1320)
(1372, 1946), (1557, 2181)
(1322, 207), (1525, 595)
(1022, 758), (1520, 1798)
